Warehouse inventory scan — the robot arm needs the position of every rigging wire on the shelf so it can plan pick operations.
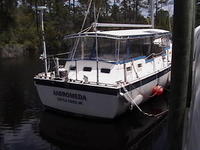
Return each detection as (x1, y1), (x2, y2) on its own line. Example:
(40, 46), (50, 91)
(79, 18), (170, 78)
(81, 0), (93, 31)
(44, 25), (93, 60)
(70, 0), (93, 60)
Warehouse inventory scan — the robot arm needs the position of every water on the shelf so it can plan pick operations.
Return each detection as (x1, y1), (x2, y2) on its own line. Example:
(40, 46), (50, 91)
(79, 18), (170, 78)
(0, 58), (169, 150)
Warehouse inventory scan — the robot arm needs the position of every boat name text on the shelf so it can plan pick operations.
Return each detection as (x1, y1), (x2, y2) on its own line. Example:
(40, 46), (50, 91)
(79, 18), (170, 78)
(53, 90), (87, 101)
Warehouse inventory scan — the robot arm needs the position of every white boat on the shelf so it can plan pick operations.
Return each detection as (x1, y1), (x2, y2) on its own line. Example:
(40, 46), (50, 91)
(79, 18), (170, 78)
(34, 24), (172, 119)
(34, 5), (172, 119)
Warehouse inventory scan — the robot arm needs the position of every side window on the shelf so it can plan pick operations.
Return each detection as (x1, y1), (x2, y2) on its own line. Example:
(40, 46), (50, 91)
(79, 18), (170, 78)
(126, 67), (131, 71)
(83, 67), (92, 72)
(101, 68), (111, 73)
(70, 66), (76, 71)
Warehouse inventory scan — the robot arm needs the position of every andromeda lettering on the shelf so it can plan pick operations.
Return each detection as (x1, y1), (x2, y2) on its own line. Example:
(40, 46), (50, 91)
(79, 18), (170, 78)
(53, 90), (87, 101)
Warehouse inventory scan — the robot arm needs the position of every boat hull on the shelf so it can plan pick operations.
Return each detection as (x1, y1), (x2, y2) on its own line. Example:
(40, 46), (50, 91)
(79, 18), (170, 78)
(35, 83), (127, 118)
(34, 67), (170, 119)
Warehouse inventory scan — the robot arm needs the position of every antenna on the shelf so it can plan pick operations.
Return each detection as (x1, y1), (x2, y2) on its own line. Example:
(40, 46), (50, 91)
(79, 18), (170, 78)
(36, 6), (48, 76)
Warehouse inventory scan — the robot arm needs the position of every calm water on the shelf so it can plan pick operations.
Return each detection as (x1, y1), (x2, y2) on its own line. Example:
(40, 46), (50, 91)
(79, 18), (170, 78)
(0, 58), (169, 150)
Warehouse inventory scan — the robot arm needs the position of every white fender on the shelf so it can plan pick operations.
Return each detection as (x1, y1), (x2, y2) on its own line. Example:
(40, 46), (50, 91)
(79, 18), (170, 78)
(120, 92), (144, 106)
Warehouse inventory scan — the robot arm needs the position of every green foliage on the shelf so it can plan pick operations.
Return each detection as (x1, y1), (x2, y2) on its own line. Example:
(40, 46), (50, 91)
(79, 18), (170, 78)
(155, 9), (171, 30)
(0, 5), (39, 56)
(110, 4), (121, 23)
(0, 0), (172, 57)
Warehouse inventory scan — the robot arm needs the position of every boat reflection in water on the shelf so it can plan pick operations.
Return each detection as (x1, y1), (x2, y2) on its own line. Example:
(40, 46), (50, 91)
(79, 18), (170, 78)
(39, 97), (168, 150)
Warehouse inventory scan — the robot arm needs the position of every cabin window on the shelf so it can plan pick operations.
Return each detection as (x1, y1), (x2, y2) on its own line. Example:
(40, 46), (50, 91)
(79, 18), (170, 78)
(70, 37), (118, 61)
(119, 38), (152, 60)
(98, 38), (117, 61)
(70, 66), (76, 71)
(126, 67), (131, 71)
(101, 68), (111, 73)
(83, 67), (92, 72)
(119, 36), (171, 60)
(71, 37), (96, 60)
(65, 34), (171, 62)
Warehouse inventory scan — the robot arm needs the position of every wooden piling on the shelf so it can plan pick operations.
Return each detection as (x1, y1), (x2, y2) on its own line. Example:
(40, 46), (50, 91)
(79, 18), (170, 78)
(168, 0), (195, 150)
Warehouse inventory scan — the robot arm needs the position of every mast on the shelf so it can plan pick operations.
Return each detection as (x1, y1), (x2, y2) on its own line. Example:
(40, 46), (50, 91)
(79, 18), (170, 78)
(38, 6), (48, 76)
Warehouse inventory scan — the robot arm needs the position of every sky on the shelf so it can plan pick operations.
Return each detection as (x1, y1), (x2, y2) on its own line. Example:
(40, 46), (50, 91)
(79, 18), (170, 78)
(140, 0), (174, 17)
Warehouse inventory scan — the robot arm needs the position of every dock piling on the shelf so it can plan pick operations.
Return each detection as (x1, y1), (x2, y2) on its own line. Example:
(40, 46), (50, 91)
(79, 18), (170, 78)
(168, 0), (195, 150)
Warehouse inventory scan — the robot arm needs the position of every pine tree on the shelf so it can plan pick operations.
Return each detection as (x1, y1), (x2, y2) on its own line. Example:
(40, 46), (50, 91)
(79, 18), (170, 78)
(0, 0), (17, 30)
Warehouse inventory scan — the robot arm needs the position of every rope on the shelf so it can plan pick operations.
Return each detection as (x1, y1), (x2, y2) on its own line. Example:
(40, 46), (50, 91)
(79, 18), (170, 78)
(78, 26), (92, 34)
(70, 26), (93, 60)
(131, 60), (139, 78)
(130, 59), (155, 98)
(96, 8), (101, 21)
(120, 83), (168, 118)
(163, 71), (171, 92)
(145, 50), (165, 60)
(129, 62), (157, 99)
(145, 53), (155, 59)
(81, 0), (93, 31)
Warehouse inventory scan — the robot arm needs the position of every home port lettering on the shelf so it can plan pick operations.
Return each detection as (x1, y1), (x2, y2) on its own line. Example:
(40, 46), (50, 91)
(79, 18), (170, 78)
(53, 90), (87, 105)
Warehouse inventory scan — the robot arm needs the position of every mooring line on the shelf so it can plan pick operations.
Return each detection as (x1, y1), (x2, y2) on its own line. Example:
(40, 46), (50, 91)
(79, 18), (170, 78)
(120, 83), (169, 118)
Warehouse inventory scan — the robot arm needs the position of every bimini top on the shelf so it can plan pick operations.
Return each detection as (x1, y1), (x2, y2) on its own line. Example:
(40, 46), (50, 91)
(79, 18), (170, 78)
(64, 29), (171, 40)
